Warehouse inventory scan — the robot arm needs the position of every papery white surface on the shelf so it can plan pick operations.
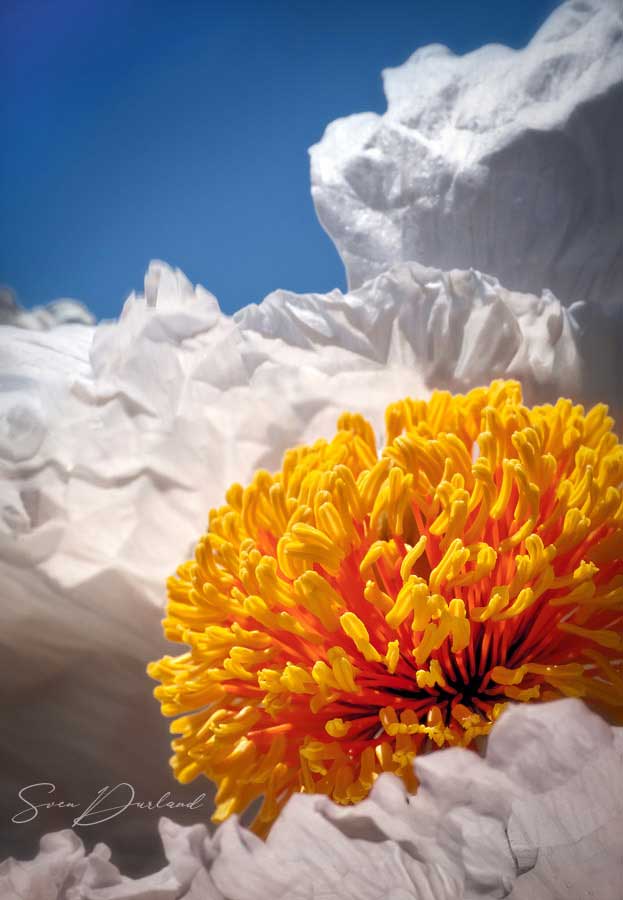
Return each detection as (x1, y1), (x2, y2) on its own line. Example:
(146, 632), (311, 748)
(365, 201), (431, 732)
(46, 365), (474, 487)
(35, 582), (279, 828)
(0, 258), (592, 863)
(0, 818), (209, 900)
(310, 0), (623, 309)
(2, 701), (621, 899)
(0, 286), (95, 330)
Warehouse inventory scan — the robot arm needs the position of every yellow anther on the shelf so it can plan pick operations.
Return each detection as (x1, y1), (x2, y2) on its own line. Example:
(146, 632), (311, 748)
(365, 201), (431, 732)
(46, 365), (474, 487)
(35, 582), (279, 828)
(258, 668), (285, 694)
(413, 622), (439, 667)
(526, 662), (585, 680)
(339, 612), (382, 662)
(292, 521), (339, 551)
(379, 706), (400, 736)
(399, 535), (428, 581)
(375, 741), (393, 771)
(429, 538), (469, 593)
(255, 557), (296, 608)
(333, 463), (365, 512)
(385, 640), (400, 674)
(557, 623), (623, 650)
(503, 685), (541, 701)
(447, 598), (470, 651)
(470, 587), (510, 623)
(554, 508), (591, 555)
(327, 646), (360, 693)
(316, 501), (349, 545)
(222, 658), (256, 681)
(493, 587), (535, 620)
(364, 580), (394, 614)
(385, 578), (427, 630)
(325, 718), (351, 738)
(416, 659), (447, 689)
(490, 665), (528, 686)
(358, 458), (392, 513)
(551, 560), (599, 589)
(454, 543), (497, 587)
(311, 660), (337, 691)
(548, 581), (596, 607)
(427, 705), (443, 728)
(452, 704), (481, 728)
(359, 541), (387, 575)
(280, 663), (315, 694)
(490, 459), (514, 520)
(295, 570), (343, 631)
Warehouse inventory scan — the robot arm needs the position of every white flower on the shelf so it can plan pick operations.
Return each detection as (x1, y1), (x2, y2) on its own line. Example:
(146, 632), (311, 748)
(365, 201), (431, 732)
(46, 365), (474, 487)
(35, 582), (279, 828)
(2, 701), (621, 899)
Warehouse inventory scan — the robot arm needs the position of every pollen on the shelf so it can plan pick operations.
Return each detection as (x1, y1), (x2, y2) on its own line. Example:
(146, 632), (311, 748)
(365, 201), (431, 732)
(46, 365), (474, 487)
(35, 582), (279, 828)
(148, 380), (623, 833)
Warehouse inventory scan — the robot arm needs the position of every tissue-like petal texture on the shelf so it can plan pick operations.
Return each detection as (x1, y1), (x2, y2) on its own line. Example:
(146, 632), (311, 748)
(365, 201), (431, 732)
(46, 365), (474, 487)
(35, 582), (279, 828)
(0, 286), (95, 329)
(504, 723), (623, 900)
(0, 819), (207, 900)
(0, 260), (589, 868)
(310, 0), (623, 309)
(3, 701), (622, 899)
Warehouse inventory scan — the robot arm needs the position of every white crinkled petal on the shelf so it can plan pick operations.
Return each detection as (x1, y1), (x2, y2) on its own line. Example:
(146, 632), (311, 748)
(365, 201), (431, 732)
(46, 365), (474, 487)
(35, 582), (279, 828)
(208, 800), (459, 900)
(507, 818), (623, 900)
(0, 285), (95, 330)
(485, 696), (614, 793)
(0, 821), (215, 900)
(181, 869), (225, 900)
(0, 831), (125, 900)
(0, 831), (84, 900)
(310, 0), (623, 311)
(506, 728), (623, 899)
(157, 818), (209, 890)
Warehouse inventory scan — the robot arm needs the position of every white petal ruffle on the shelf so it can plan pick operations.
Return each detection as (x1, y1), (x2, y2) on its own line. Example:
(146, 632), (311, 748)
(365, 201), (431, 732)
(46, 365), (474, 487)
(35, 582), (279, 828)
(310, 0), (623, 309)
(0, 285), (95, 329)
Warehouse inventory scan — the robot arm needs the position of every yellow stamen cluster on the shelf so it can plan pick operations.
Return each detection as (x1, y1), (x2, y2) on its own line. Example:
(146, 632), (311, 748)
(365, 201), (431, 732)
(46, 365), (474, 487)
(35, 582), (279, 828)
(148, 380), (623, 833)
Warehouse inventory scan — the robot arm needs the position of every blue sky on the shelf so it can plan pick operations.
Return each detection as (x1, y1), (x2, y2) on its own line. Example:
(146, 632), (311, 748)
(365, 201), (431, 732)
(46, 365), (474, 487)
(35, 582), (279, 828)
(1, 0), (560, 320)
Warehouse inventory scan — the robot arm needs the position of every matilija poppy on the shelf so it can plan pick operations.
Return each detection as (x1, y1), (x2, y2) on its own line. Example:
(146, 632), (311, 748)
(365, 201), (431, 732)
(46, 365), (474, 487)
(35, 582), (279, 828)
(148, 378), (623, 833)
(0, 255), (619, 881)
(2, 5), (622, 891)
(0, 260), (589, 863)
(1, 263), (622, 892)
